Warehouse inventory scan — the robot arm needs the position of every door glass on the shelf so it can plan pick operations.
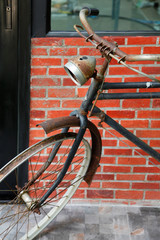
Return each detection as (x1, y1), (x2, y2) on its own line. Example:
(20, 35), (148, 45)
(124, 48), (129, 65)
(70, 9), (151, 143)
(51, 0), (160, 32)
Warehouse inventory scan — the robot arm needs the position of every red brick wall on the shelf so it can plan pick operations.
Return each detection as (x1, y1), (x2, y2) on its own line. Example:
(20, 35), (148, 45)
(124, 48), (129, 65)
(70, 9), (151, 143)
(30, 36), (160, 205)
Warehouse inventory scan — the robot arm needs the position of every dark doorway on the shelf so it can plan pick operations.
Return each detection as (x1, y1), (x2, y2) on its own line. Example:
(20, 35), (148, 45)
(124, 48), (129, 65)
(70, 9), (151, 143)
(0, 0), (31, 200)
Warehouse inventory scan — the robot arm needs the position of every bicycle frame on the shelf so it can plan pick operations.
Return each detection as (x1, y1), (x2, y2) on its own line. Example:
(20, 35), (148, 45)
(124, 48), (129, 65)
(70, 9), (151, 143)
(81, 57), (160, 155)
(38, 57), (160, 205)
(79, 78), (160, 162)
(36, 8), (160, 206)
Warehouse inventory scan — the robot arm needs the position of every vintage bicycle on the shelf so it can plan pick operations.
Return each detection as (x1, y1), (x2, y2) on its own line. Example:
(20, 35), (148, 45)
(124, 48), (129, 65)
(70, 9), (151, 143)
(0, 7), (160, 240)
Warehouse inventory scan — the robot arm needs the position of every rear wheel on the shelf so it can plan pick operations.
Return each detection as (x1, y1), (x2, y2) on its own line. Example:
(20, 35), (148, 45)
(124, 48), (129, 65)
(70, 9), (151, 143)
(0, 132), (91, 240)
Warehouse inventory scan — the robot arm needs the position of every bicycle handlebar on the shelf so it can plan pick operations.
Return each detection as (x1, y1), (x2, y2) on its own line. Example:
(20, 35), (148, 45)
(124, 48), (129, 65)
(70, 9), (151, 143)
(78, 8), (160, 62)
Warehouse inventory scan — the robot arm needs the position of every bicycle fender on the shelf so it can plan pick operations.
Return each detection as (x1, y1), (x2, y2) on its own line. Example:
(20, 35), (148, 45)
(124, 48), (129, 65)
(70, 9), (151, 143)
(37, 116), (102, 185)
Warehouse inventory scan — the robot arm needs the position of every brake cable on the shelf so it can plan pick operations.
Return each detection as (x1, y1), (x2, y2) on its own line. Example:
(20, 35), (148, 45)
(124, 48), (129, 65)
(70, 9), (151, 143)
(74, 24), (160, 83)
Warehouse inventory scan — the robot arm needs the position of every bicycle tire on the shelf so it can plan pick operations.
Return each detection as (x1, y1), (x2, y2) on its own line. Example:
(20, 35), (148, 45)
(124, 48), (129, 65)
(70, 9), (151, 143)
(0, 132), (91, 240)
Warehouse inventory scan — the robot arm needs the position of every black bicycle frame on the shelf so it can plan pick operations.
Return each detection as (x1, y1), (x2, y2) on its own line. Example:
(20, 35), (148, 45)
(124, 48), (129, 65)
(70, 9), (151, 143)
(38, 78), (160, 206)
(99, 81), (160, 100)
(81, 78), (160, 162)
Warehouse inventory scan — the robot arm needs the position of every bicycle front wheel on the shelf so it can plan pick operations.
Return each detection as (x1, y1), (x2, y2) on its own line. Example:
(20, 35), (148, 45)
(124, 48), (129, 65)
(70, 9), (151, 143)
(0, 132), (91, 240)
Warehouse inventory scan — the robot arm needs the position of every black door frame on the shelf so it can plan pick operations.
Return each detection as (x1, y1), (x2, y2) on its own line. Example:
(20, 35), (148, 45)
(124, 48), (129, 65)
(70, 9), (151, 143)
(0, 0), (31, 199)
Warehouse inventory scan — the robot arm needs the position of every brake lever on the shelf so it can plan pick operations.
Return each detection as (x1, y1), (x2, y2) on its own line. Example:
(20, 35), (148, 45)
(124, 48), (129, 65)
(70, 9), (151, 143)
(74, 24), (95, 42)
(74, 25), (85, 38)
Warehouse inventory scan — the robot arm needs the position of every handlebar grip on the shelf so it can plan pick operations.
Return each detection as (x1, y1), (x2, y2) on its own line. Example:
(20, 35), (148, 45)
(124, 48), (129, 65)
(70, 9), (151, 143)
(82, 7), (99, 16)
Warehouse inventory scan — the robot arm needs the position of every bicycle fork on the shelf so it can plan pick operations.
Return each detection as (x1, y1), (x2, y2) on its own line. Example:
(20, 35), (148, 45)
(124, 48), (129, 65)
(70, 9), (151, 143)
(19, 113), (88, 212)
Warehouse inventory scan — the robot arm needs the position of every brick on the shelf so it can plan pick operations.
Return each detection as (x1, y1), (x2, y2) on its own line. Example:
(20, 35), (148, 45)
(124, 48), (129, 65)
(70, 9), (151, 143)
(109, 66), (139, 76)
(127, 36), (157, 45)
(50, 47), (77, 56)
(72, 189), (85, 199)
(29, 138), (39, 146)
(147, 175), (160, 181)
(108, 88), (137, 94)
(117, 174), (145, 181)
(139, 87), (160, 93)
(77, 88), (88, 98)
(48, 88), (75, 98)
(106, 110), (135, 118)
(31, 77), (61, 86)
(96, 100), (120, 108)
(31, 100), (60, 109)
(30, 119), (42, 128)
(80, 181), (100, 188)
(62, 100), (82, 108)
(122, 99), (150, 109)
(145, 191), (160, 200)
(124, 77), (149, 82)
(152, 99), (160, 108)
(29, 129), (45, 138)
(118, 157), (146, 165)
(132, 182), (159, 189)
(63, 77), (76, 86)
(100, 157), (116, 164)
(133, 149), (156, 157)
(93, 174), (114, 181)
(102, 182), (130, 189)
(31, 68), (47, 76)
(31, 38), (63, 46)
(49, 67), (67, 75)
(31, 48), (48, 55)
(30, 110), (45, 119)
(148, 158), (160, 165)
(120, 47), (141, 55)
(64, 38), (91, 46)
(32, 58), (61, 66)
(133, 166), (160, 173)
(105, 77), (122, 83)
(116, 190), (143, 199)
(105, 129), (133, 139)
(31, 88), (46, 98)
(79, 48), (100, 56)
(87, 189), (113, 199)
(142, 66), (160, 75)
(137, 110), (160, 119)
(136, 130), (160, 138)
(150, 140), (160, 147)
(143, 46), (160, 54)
(104, 148), (132, 156)
(121, 120), (149, 128)
(104, 166), (131, 173)
(102, 139), (117, 147)
(47, 110), (71, 118)
(118, 139), (142, 148)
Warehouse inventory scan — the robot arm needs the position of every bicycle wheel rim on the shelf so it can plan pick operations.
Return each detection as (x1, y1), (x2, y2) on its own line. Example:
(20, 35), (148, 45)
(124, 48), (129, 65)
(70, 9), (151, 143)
(0, 133), (91, 240)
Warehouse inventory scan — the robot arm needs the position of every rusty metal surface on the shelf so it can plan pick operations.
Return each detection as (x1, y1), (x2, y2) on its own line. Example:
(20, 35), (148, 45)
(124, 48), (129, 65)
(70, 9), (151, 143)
(0, 133), (73, 182)
(84, 118), (102, 185)
(38, 116), (102, 185)
(70, 56), (96, 80)
(37, 116), (80, 134)
(79, 8), (160, 62)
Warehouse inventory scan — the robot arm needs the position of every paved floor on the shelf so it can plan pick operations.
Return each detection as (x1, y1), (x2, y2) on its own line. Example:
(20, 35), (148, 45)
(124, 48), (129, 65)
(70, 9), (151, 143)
(35, 205), (160, 240)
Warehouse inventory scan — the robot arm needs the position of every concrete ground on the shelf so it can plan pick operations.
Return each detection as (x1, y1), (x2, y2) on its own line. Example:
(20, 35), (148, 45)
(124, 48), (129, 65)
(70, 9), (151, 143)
(35, 204), (160, 240)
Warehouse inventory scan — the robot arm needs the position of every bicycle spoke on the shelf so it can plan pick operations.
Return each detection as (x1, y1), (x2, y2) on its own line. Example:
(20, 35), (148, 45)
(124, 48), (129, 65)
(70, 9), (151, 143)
(0, 133), (91, 239)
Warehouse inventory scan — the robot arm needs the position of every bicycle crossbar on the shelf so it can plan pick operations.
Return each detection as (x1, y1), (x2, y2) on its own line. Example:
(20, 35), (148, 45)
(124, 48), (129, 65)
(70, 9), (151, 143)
(97, 92), (160, 100)
(104, 114), (160, 162)
(91, 105), (160, 162)
(103, 82), (160, 89)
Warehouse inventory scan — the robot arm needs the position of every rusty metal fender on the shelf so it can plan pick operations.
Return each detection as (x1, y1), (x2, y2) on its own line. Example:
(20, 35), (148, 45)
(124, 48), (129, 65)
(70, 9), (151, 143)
(37, 116), (102, 185)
